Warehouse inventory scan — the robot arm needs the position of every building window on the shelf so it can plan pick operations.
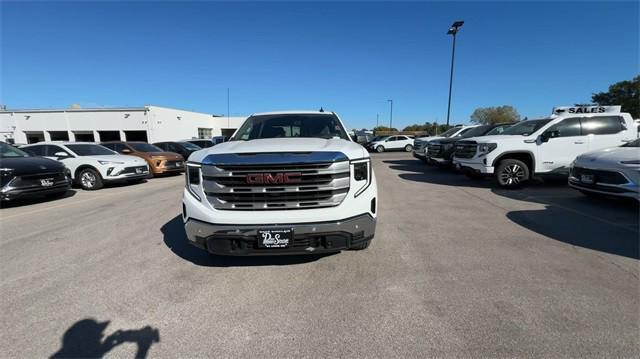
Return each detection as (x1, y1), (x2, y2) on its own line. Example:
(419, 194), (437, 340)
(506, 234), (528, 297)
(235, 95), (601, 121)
(198, 128), (213, 139)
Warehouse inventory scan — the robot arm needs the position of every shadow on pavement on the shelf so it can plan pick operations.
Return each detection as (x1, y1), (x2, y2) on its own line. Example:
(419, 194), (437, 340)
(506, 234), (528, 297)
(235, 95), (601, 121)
(496, 188), (639, 260)
(384, 157), (639, 259)
(0, 189), (77, 209)
(161, 215), (335, 267)
(50, 318), (159, 358)
(383, 159), (494, 188)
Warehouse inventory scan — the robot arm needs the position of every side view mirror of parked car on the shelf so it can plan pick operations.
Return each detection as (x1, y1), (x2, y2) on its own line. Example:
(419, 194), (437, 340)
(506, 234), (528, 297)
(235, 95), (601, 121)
(540, 130), (559, 143)
(122, 148), (132, 153)
(54, 151), (69, 158)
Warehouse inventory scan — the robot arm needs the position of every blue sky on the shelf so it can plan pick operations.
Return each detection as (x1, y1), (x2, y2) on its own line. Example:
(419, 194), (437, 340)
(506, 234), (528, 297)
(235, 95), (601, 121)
(1, 1), (638, 130)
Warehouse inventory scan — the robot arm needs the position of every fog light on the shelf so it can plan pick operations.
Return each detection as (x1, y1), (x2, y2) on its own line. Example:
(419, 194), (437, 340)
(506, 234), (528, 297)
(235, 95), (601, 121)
(107, 167), (115, 176)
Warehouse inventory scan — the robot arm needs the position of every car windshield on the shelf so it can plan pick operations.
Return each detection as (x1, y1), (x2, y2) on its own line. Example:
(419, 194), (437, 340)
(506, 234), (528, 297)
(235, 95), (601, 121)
(231, 114), (349, 141)
(622, 138), (640, 147)
(440, 127), (461, 137)
(129, 143), (163, 152)
(66, 144), (116, 156)
(0, 143), (30, 158)
(179, 142), (202, 150)
(501, 119), (553, 136)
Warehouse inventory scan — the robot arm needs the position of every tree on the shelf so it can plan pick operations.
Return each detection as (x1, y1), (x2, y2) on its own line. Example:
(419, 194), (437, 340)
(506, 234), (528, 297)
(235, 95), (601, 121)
(373, 126), (398, 132)
(470, 106), (521, 125)
(402, 124), (431, 132)
(592, 76), (640, 119)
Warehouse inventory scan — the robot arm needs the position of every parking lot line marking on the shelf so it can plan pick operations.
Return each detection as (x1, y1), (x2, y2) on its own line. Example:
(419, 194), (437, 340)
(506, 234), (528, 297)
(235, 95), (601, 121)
(0, 180), (181, 221)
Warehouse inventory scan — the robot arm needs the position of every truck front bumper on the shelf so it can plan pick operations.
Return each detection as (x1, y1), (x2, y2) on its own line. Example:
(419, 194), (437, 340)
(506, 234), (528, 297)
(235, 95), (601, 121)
(184, 213), (376, 256)
(452, 158), (494, 174)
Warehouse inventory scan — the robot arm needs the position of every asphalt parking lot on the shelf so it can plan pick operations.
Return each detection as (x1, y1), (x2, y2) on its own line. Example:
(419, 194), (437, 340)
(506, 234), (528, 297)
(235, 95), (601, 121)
(1, 152), (638, 358)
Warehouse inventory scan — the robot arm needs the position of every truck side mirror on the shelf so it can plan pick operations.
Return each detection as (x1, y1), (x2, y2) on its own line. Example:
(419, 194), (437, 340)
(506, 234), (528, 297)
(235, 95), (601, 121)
(540, 130), (559, 143)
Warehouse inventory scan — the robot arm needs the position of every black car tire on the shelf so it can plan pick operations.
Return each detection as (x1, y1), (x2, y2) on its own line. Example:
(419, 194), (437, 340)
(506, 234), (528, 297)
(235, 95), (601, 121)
(78, 168), (103, 190)
(495, 159), (529, 188)
(350, 239), (371, 250)
(376, 146), (385, 153)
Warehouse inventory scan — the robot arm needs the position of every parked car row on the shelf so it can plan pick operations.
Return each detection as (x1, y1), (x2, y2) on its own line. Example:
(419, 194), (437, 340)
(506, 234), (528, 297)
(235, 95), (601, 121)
(411, 105), (639, 200)
(0, 135), (231, 204)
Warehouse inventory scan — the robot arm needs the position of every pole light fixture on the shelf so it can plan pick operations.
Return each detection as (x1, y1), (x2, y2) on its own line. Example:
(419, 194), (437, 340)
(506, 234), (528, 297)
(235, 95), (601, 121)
(446, 20), (464, 127)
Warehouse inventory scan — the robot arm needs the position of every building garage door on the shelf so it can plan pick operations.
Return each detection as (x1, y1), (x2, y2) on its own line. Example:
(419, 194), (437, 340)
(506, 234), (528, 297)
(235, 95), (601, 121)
(74, 132), (95, 142)
(124, 131), (148, 142)
(25, 132), (45, 144)
(49, 131), (69, 141)
(98, 131), (121, 142)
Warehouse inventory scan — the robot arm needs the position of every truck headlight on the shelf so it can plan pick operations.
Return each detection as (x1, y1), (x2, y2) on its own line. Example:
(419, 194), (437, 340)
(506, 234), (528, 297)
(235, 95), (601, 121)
(186, 163), (202, 201)
(478, 143), (497, 154)
(351, 159), (371, 197)
(354, 162), (368, 181)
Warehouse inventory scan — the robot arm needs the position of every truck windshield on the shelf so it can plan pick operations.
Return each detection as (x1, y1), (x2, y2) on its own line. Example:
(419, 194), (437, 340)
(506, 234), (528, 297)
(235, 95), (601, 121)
(501, 119), (552, 136)
(440, 127), (461, 137)
(231, 114), (349, 141)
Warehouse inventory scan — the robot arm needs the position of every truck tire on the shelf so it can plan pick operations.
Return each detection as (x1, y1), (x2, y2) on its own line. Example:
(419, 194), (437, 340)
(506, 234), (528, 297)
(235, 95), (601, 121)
(350, 239), (371, 250)
(404, 144), (413, 152)
(495, 159), (529, 188)
(376, 145), (385, 153)
(78, 168), (103, 190)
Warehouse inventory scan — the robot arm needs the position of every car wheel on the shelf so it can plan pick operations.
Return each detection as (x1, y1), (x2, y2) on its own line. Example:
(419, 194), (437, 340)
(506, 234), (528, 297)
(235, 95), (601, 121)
(376, 146), (385, 153)
(404, 144), (413, 152)
(78, 168), (103, 190)
(495, 159), (529, 188)
(350, 239), (371, 250)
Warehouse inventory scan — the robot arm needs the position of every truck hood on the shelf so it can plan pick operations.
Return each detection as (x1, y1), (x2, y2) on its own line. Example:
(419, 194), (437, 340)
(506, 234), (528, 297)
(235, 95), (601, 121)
(415, 136), (445, 143)
(575, 146), (640, 166)
(189, 138), (367, 162)
(466, 134), (531, 144)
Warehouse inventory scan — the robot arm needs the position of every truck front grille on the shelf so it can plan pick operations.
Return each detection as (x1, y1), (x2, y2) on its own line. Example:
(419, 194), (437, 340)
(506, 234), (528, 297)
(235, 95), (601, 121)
(427, 143), (443, 157)
(454, 141), (477, 159)
(201, 159), (351, 211)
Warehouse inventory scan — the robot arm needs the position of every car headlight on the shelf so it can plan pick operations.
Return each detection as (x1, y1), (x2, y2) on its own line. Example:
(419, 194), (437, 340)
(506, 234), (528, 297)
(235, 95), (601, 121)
(478, 143), (497, 154)
(351, 159), (371, 197)
(98, 160), (125, 165)
(185, 163), (202, 201)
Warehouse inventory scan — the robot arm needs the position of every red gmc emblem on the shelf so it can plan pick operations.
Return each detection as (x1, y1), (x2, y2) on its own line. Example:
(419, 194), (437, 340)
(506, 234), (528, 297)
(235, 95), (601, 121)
(246, 172), (303, 184)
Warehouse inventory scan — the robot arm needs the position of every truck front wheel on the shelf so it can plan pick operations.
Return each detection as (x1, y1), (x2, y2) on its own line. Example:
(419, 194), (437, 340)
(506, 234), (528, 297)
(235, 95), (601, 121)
(495, 159), (529, 188)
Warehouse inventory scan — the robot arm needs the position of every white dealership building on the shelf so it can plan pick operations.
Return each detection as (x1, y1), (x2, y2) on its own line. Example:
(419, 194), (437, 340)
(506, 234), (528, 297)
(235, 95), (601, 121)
(0, 105), (246, 144)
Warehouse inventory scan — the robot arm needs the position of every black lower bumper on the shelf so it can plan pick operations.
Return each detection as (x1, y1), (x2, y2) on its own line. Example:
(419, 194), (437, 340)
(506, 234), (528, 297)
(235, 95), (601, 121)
(1, 183), (70, 201)
(184, 214), (376, 256)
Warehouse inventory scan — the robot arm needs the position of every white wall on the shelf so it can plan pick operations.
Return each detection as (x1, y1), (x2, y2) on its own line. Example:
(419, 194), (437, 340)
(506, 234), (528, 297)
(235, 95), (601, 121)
(0, 106), (246, 144)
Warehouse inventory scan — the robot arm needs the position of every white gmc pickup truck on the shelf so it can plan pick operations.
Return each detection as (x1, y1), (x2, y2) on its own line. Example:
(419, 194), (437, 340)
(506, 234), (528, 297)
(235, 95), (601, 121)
(182, 111), (377, 256)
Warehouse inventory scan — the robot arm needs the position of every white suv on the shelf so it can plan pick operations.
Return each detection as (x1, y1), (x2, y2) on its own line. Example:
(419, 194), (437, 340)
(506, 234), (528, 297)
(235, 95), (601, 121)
(453, 106), (637, 188)
(21, 142), (149, 190)
(183, 111), (377, 256)
(367, 135), (414, 153)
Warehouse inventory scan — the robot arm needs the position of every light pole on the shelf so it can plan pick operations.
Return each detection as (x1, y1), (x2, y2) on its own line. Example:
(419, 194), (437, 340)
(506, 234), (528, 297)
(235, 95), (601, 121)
(376, 113), (379, 127)
(387, 99), (393, 130)
(446, 20), (464, 128)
